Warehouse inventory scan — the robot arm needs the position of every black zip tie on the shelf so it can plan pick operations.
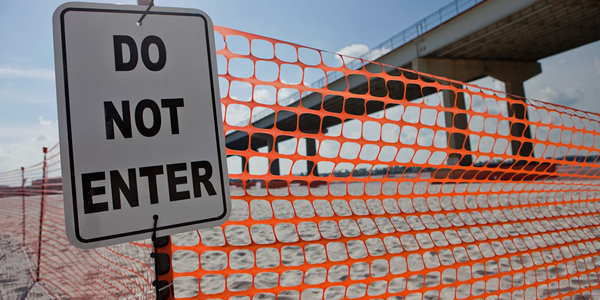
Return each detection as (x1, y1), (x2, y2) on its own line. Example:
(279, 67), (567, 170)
(136, 0), (154, 26)
(151, 214), (159, 299)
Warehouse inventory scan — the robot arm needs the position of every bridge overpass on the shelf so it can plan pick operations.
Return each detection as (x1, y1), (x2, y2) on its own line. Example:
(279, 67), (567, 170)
(227, 0), (600, 175)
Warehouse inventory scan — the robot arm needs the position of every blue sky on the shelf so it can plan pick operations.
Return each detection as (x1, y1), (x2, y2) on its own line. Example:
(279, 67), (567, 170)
(1, 0), (599, 172)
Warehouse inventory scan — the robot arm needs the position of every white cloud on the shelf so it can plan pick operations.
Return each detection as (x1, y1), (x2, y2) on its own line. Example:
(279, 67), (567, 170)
(0, 67), (55, 81)
(334, 44), (392, 69)
(277, 87), (300, 106)
(0, 116), (59, 172)
(253, 88), (275, 105)
(492, 78), (505, 92)
(595, 57), (600, 75)
(338, 44), (369, 59)
(416, 129), (434, 146)
(225, 104), (251, 126)
(279, 78), (296, 86)
(532, 86), (584, 108)
(0, 87), (54, 104)
(336, 44), (369, 65)
(38, 116), (53, 126)
(534, 87), (558, 102)
(368, 46), (392, 61)
(0, 69), (56, 104)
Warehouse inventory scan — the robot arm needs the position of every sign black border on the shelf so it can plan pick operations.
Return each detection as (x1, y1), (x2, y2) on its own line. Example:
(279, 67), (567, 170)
(59, 7), (228, 244)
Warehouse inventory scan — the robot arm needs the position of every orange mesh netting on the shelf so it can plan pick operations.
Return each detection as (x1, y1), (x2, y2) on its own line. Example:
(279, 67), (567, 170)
(0, 145), (157, 299)
(166, 27), (600, 300)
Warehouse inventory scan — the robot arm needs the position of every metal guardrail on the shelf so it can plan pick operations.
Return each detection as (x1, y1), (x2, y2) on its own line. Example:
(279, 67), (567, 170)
(312, 0), (486, 90)
(233, 0), (486, 127)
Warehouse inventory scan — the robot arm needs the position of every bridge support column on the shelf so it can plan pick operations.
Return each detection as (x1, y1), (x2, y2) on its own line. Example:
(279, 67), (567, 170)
(411, 58), (541, 97)
(269, 138), (280, 176)
(306, 138), (318, 176)
(503, 80), (533, 157)
(440, 89), (472, 166)
(412, 58), (541, 163)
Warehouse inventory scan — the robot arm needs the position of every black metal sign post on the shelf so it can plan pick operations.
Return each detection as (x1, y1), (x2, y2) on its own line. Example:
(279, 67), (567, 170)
(151, 215), (159, 299)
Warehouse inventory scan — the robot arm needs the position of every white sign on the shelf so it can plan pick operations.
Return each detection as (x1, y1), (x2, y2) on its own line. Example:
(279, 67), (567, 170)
(53, 2), (231, 249)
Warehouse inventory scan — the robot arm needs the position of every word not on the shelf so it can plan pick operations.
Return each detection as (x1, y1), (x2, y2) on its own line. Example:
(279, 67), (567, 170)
(104, 98), (184, 139)
(81, 160), (217, 214)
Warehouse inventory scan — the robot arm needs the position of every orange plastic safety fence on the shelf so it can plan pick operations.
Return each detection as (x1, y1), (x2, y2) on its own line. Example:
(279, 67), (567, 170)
(167, 27), (600, 300)
(0, 145), (156, 299)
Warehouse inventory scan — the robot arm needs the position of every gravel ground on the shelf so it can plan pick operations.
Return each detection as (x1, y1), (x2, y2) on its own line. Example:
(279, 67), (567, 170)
(4, 181), (600, 299)
(0, 234), (60, 300)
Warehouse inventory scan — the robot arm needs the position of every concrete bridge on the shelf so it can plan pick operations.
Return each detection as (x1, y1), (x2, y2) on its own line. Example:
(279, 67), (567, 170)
(227, 0), (600, 176)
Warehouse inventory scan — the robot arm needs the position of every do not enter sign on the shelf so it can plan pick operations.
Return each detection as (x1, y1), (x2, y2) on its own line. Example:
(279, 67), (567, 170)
(53, 3), (231, 249)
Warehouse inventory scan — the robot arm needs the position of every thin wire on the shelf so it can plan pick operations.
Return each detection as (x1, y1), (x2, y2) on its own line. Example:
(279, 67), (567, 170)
(136, 0), (154, 26)
(119, 282), (173, 300)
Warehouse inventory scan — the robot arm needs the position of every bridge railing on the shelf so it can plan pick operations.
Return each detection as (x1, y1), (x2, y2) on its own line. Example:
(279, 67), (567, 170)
(312, 0), (486, 91)
(239, 0), (486, 127)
